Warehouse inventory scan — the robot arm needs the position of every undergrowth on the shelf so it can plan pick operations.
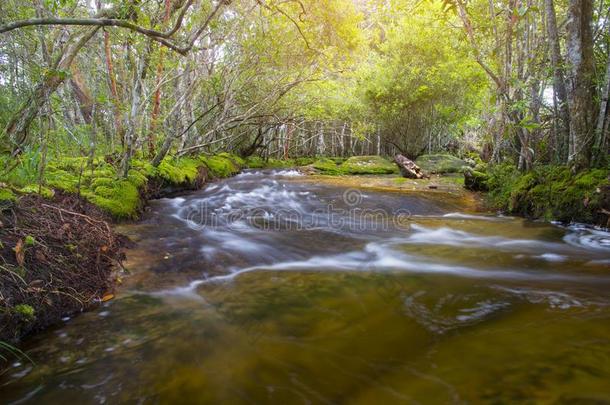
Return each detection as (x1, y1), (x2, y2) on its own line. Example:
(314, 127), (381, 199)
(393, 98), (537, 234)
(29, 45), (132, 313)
(486, 164), (610, 223)
(0, 153), (246, 220)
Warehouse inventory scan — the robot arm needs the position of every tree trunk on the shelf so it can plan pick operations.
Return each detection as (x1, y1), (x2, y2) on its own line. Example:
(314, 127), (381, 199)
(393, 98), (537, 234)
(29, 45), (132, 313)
(566, 0), (595, 169)
(104, 30), (123, 147)
(593, 53), (610, 165)
(121, 44), (151, 177)
(69, 65), (94, 124)
(545, 0), (570, 163)
(3, 27), (99, 154)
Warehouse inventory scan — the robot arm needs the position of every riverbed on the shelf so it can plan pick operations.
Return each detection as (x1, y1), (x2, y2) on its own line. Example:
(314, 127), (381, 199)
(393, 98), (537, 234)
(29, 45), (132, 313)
(2, 170), (610, 403)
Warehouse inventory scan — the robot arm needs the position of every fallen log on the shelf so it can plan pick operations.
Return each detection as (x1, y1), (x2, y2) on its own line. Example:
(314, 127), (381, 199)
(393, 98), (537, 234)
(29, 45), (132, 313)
(394, 155), (427, 179)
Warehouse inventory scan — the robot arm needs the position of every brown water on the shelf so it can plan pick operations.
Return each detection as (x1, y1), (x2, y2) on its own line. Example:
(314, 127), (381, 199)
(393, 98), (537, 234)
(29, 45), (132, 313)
(2, 170), (610, 404)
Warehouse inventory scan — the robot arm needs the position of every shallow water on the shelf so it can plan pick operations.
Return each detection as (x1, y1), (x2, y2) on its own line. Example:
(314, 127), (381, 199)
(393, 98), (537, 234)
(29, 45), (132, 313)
(2, 170), (610, 404)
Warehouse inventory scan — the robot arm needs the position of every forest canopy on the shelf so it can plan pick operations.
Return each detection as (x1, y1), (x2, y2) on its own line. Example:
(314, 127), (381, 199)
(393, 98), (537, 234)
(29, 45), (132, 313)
(0, 0), (608, 175)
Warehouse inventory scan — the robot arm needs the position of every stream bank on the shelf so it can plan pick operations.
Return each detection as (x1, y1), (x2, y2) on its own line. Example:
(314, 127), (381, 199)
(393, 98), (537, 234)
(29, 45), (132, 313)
(0, 153), (245, 349)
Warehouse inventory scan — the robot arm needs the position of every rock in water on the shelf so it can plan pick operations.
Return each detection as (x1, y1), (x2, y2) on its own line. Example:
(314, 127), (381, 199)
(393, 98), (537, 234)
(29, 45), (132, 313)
(394, 155), (427, 179)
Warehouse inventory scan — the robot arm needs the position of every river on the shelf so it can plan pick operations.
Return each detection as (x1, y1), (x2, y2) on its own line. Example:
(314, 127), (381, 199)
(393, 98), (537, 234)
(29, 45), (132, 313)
(2, 170), (610, 403)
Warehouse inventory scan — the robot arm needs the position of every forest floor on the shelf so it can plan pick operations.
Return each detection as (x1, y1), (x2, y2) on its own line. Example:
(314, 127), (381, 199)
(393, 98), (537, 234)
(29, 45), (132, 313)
(0, 192), (125, 345)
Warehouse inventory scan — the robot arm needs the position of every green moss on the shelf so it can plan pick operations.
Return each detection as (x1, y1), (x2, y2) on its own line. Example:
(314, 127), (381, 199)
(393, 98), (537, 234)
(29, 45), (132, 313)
(24, 235), (36, 246)
(200, 155), (239, 178)
(158, 157), (200, 185)
(464, 168), (488, 191)
(416, 154), (468, 174)
(45, 168), (80, 193)
(244, 156), (265, 168)
(243, 156), (316, 169)
(130, 159), (157, 177)
(84, 179), (141, 219)
(0, 188), (17, 203)
(14, 304), (35, 320)
(341, 156), (398, 175)
(294, 157), (316, 166)
(313, 158), (345, 174)
(18, 185), (55, 199)
(89, 177), (115, 189)
(485, 164), (609, 223)
(217, 152), (246, 168)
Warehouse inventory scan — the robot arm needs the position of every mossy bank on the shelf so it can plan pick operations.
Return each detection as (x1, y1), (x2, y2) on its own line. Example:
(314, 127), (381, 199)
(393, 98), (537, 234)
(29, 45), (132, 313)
(466, 163), (610, 226)
(0, 153), (245, 351)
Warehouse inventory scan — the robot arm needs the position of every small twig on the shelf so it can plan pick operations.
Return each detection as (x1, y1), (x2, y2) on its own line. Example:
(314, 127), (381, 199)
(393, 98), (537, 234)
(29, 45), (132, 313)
(40, 204), (111, 234)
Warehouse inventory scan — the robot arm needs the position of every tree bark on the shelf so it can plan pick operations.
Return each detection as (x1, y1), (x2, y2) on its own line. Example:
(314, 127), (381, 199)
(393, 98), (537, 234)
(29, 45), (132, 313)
(593, 52), (610, 165)
(545, 0), (570, 163)
(566, 0), (595, 169)
(104, 30), (123, 145)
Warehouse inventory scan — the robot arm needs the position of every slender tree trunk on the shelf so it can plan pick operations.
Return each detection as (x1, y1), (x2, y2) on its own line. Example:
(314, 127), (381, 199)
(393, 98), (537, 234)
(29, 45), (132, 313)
(148, 0), (172, 157)
(104, 30), (123, 147)
(566, 0), (595, 169)
(545, 0), (571, 163)
(593, 53), (610, 165)
(121, 44), (151, 177)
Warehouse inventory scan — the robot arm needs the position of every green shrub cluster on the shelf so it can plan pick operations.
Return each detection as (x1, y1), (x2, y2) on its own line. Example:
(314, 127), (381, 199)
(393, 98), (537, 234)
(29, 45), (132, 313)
(486, 164), (609, 223)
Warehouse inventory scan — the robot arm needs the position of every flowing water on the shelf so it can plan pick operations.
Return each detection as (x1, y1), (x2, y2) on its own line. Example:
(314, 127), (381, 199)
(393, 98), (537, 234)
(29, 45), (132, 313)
(2, 170), (610, 404)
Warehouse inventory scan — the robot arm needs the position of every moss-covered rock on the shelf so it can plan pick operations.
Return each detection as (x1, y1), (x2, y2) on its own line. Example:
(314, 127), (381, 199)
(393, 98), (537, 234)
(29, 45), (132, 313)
(313, 158), (344, 174)
(416, 154), (468, 174)
(341, 156), (398, 175)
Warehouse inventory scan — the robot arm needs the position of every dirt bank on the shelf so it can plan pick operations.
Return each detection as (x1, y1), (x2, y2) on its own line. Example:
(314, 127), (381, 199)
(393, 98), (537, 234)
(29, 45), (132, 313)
(0, 192), (124, 344)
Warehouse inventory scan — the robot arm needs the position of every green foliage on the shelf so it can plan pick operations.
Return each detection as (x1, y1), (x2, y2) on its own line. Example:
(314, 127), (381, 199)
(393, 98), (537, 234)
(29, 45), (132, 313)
(486, 165), (610, 223)
(294, 157), (316, 166)
(464, 168), (489, 191)
(416, 154), (469, 174)
(244, 156), (317, 169)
